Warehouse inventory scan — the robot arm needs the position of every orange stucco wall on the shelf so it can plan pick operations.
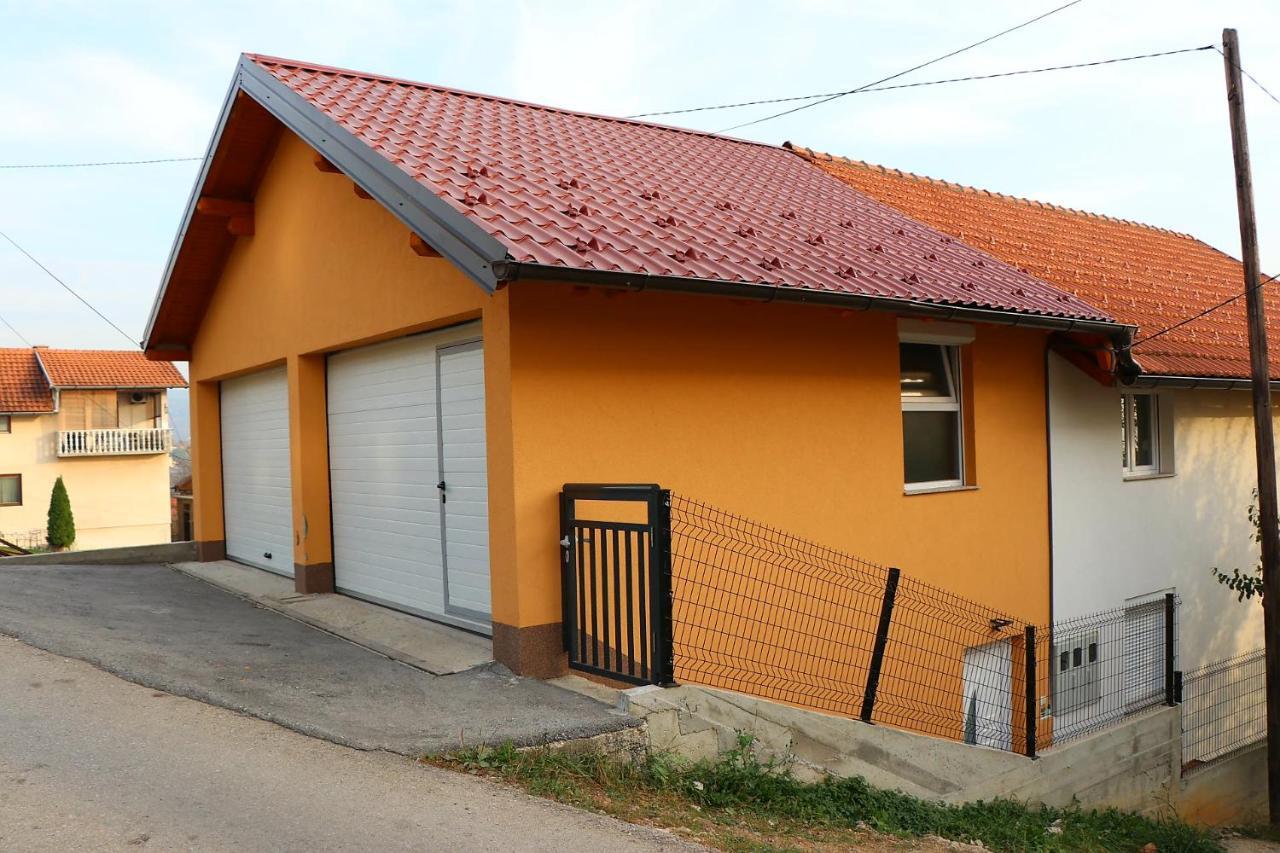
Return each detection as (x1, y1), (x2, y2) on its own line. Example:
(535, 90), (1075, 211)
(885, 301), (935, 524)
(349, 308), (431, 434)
(506, 285), (1052, 629)
(187, 130), (514, 607)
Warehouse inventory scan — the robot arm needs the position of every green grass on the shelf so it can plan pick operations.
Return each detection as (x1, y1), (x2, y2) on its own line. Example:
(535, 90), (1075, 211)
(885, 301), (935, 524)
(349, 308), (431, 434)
(439, 734), (1222, 853)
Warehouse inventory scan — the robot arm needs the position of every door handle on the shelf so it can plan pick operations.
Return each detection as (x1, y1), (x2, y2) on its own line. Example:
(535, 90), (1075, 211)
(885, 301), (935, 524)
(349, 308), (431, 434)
(437, 481), (446, 503)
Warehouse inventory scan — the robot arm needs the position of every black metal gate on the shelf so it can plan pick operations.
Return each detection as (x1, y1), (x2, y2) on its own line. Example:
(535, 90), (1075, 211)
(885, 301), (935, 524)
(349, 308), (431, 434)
(560, 484), (673, 685)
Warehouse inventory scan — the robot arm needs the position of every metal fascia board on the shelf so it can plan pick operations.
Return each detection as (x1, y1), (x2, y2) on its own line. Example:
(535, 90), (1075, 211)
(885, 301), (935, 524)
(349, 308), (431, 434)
(500, 261), (1134, 339)
(236, 58), (508, 291)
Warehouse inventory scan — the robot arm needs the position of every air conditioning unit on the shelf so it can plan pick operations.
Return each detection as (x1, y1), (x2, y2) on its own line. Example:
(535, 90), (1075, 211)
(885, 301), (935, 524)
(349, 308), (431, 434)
(128, 392), (149, 405)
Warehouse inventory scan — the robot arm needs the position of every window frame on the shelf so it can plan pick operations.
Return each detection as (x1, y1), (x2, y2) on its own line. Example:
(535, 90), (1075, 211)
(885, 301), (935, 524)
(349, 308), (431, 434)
(1121, 392), (1163, 478)
(0, 414), (9, 433)
(900, 342), (966, 492)
(0, 473), (21, 507)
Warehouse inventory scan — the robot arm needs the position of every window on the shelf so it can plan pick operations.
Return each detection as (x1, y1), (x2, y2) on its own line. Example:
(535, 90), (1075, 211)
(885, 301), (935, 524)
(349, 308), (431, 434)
(1053, 631), (1100, 714)
(0, 474), (20, 507)
(1121, 392), (1172, 477)
(901, 343), (964, 489)
(0, 415), (9, 433)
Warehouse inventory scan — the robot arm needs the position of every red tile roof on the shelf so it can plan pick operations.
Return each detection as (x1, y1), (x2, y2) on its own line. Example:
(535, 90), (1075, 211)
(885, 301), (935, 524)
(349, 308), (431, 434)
(0, 350), (53, 413)
(794, 147), (1277, 380)
(249, 55), (1111, 324)
(0, 349), (185, 413)
(37, 349), (187, 389)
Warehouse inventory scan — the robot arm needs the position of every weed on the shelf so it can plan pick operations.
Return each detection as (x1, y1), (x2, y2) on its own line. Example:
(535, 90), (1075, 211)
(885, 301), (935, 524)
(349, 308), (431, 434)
(440, 734), (1222, 853)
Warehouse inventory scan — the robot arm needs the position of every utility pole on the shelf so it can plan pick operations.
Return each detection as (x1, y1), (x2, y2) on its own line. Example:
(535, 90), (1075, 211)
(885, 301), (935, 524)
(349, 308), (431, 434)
(1223, 27), (1280, 825)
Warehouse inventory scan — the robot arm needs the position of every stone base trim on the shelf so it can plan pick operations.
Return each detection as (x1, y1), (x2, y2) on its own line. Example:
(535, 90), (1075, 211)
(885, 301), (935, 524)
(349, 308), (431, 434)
(493, 621), (565, 678)
(196, 540), (226, 561)
(294, 562), (335, 594)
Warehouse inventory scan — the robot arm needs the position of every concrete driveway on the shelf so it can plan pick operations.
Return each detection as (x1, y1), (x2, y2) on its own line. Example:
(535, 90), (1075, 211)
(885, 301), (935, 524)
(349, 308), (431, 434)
(0, 563), (637, 756)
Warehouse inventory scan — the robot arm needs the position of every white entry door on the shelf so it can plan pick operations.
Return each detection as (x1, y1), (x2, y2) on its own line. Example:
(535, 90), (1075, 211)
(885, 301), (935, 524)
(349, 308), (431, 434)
(962, 639), (1014, 750)
(221, 367), (294, 576)
(327, 326), (490, 632)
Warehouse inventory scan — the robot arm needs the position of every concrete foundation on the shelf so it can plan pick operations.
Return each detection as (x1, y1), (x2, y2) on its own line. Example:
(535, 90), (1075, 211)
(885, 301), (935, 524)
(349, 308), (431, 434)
(0, 541), (197, 566)
(623, 683), (1261, 824)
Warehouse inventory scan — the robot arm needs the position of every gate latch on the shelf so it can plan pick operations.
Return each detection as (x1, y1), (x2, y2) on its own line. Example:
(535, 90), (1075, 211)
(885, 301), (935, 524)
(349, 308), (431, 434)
(559, 536), (571, 548)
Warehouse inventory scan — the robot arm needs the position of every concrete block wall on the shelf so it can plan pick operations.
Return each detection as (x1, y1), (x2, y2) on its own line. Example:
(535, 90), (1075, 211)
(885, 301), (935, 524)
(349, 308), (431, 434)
(624, 683), (1260, 824)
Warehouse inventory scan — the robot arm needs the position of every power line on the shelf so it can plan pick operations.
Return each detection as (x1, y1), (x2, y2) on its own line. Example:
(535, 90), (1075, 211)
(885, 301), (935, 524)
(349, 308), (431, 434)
(1214, 45), (1280, 106)
(630, 45), (1213, 120)
(1128, 271), (1280, 350)
(715, 0), (1085, 134)
(0, 230), (139, 348)
(0, 310), (31, 347)
(0, 156), (204, 170)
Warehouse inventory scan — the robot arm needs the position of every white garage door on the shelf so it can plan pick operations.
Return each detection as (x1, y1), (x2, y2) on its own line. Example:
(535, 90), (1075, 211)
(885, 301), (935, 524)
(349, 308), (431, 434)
(221, 367), (294, 576)
(327, 326), (490, 632)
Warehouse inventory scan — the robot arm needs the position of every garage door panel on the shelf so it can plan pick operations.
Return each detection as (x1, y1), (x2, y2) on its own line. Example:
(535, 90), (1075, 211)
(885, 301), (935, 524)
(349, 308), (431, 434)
(221, 367), (294, 577)
(329, 335), (445, 618)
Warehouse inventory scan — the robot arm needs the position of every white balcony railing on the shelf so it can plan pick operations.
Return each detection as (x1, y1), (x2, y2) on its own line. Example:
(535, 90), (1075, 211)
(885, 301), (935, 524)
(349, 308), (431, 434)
(57, 428), (172, 458)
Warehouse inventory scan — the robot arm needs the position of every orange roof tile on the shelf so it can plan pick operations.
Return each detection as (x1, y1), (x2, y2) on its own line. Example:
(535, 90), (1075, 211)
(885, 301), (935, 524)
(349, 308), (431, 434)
(36, 349), (187, 390)
(792, 146), (1277, 380)
(0, 350), (53, 413)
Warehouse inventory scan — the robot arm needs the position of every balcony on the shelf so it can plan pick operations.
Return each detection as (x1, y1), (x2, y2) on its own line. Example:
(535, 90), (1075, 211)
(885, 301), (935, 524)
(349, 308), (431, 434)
(58, 428), (173, 458)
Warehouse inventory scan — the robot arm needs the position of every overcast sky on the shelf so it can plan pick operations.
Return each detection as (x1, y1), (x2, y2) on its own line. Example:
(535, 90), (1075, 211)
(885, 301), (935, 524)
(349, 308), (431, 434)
(0, 0), (1277, 371)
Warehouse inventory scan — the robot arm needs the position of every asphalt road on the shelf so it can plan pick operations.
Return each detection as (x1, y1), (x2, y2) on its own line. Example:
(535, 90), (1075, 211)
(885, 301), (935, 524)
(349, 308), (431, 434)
(0, 636), (695, 852)
(0, 564), (636, 754)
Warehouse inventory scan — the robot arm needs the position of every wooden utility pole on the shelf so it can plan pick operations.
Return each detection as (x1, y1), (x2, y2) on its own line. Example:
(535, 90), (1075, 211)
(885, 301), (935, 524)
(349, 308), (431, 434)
(1223, 27), (1280, 824)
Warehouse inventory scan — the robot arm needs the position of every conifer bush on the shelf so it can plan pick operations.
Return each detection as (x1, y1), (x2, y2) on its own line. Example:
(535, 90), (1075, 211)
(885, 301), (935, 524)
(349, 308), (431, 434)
(47, 476), (75, 550)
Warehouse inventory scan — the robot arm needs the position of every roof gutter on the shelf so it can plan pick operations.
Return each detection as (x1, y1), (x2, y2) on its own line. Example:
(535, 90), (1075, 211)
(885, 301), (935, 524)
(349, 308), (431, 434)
(494, 259), (1138, 352)
(1127, 373), (1280, 391)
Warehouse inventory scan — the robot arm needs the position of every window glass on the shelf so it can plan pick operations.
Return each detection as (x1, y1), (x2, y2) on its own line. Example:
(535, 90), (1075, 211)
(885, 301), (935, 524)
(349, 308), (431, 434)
(899, 344), (954, 399)
(0, 475), (19, 505)
(902, 410), (961, 484)
(1132, 394), (1156, 468)
(0, 415), (9, 433)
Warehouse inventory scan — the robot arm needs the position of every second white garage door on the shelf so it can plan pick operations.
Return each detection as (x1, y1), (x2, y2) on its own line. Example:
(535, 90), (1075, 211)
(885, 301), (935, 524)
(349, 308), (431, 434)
(326, 326), (491, 632)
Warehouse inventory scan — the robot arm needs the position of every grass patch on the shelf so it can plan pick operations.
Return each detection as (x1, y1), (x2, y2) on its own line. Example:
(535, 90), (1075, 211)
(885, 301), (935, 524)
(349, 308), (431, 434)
(433, 734), (1222, 852)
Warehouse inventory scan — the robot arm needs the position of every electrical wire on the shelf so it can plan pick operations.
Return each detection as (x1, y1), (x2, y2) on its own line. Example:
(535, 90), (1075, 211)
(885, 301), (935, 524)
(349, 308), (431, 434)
(0, 230), (139, 348)
(715, 0), (1085, 134)
(0, 310), (31, 346)
(630, 46), (1215, 119)
(1127, 271), (1280, 350)
(1214, 45), (1280, 107)
(0, 156), (204, 170)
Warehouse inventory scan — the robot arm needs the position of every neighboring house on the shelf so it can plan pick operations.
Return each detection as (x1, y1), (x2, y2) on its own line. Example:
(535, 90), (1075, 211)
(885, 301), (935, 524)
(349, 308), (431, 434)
(0, 347), (187, 550)
(171, 474), (193, 542)
(142, 54), (1129, 679)
(794, 147), (1270, 681)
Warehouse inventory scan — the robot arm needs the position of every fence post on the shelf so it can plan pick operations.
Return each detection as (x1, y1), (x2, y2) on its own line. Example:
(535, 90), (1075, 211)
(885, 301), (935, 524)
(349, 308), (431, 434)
(1165, 592), (1177, 706)
(651, 489), (675, 686)
(861, 567), (900, 723)
(1024, 625), (1038, 758)
(559, 490), (576, 652)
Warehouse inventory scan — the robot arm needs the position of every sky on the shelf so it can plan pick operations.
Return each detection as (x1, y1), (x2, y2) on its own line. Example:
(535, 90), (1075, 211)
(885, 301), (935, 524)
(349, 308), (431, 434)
(1, 0), (1278, 436)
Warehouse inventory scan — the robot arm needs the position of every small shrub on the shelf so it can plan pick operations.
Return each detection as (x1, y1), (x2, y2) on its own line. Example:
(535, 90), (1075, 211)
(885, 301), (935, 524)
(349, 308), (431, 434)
(47, 476), (75, 550)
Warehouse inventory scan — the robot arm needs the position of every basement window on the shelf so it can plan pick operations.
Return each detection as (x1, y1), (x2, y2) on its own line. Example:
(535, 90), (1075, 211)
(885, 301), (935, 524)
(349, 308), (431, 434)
(0, 474), (20, 507)
(900, 343), (965, 490)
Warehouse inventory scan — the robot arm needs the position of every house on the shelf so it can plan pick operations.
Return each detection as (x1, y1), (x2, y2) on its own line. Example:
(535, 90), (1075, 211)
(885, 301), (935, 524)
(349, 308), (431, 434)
(142, 54), (1132, 685)
(0, 347), (187, 550)
(792, 146), (1271, 686)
